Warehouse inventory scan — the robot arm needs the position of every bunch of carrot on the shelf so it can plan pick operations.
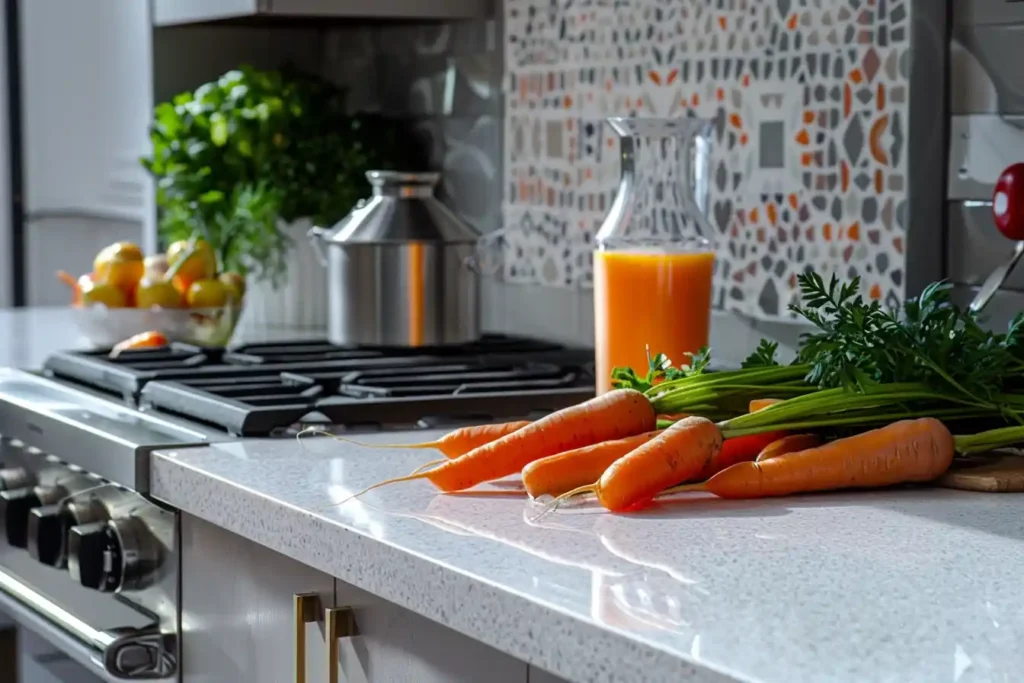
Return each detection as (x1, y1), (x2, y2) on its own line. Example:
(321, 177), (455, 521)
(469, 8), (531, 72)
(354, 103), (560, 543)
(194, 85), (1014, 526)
(342, 386), (1007, 513)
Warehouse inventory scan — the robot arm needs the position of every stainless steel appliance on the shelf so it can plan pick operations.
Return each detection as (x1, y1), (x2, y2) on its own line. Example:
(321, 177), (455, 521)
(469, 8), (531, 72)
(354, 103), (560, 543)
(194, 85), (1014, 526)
(0, 336), (595, 680)
(0, 370), (218, 681)
(948, 2), (1024, 324)
(310, 171), (482, 348)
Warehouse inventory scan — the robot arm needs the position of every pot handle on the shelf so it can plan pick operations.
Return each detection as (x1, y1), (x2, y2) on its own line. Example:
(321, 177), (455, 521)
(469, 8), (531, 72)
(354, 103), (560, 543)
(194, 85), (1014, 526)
(307, 226), (329, 267)
(465, 228), (508, 278)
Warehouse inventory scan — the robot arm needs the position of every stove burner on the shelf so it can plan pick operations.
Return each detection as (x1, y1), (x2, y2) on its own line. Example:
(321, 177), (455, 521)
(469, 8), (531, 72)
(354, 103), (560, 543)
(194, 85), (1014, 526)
(45, 335), (595, 436)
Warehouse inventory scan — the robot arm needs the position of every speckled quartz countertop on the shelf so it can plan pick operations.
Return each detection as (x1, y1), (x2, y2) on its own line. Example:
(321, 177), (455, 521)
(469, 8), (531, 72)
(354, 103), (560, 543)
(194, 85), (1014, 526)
(151, 432), (1024, 683)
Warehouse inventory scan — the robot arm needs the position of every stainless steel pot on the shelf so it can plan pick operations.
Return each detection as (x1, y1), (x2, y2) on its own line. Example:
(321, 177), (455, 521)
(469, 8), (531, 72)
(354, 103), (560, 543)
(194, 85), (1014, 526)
(309, 171), (481, 347)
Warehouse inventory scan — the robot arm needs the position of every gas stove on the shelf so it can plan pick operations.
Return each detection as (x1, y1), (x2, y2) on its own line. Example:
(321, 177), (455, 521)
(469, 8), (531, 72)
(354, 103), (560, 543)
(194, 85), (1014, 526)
(0, 334), (594, 681)
(44, 334), (595, 436)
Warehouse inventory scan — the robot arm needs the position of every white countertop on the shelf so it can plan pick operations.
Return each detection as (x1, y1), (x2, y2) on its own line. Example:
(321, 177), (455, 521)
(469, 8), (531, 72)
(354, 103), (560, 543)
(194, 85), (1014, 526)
(151, 432), (1024, 683)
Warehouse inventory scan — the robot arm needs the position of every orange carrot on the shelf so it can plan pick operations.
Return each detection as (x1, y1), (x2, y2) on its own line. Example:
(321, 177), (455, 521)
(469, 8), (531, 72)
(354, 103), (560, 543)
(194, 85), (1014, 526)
(755, 434), (821, 462)
(558, 416), (723, 512)
(687, 419), (954, 499)
(109, 331), (169, 358)
(342, 389), (657, 498)
(57, 270), (82, 305)
(697, 430), (788, 479)
(336, 421), (530, 459)
(521, 431), (662, 499)
(748, 398), (784, 412)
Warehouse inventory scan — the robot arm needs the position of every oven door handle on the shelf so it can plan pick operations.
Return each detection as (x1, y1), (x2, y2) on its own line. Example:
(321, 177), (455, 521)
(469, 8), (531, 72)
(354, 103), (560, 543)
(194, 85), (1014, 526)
(0, 567), (175, 680)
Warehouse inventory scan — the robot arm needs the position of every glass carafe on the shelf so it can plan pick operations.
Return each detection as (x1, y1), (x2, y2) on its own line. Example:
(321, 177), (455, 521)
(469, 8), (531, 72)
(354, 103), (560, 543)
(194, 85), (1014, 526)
(594, 117), (717, 394)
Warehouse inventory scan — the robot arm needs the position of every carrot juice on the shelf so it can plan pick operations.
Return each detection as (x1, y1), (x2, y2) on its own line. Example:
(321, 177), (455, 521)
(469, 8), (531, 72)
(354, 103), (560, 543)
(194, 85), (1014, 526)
(593, 249), (715, 394)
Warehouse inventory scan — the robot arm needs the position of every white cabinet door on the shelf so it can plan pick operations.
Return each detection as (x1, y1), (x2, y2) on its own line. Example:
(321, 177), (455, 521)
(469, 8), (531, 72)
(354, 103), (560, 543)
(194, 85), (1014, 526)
(332, 579), (527, 683)
(20, 0), (153, 223)
(529, 666), (572, 683)
(180, 515), (334, 683)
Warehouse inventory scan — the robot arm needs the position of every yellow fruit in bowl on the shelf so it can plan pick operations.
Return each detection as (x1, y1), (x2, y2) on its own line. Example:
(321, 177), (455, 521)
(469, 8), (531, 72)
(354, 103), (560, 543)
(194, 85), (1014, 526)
(218, 272), (246, 303)
(80, 279), (128, 308)
(185, 279), (229, 308)
(135, 278), (183, 309)
(143, 254), (170, 281)
(94, 241), (143, 278)
(167, 239), (217, 288)
(103, 258), (145, 292)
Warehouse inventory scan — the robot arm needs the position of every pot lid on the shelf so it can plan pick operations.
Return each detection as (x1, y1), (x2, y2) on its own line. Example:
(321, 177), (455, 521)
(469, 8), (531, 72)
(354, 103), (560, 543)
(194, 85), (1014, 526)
(317, 171), (480, 245)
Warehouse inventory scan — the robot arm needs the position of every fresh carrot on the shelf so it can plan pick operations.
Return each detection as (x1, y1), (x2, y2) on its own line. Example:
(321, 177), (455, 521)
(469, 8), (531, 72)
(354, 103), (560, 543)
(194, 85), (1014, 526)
(669, 418), (953, 500)
(557, 416), (723, 512)
(57, 270), (82, 305)
(755, 434), (821, 462)
(335, 421), (530, 459)
(341, 389), (657, 499)
(522, 431), (662, 499)
(109, 331), (169, 358)
(697, 430), (788, 479)
(748, 398), (784, 413)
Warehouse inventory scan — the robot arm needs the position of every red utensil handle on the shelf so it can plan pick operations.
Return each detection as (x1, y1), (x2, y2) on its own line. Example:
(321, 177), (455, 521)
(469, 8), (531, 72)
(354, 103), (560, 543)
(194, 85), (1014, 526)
(993, 163), (1024, 241)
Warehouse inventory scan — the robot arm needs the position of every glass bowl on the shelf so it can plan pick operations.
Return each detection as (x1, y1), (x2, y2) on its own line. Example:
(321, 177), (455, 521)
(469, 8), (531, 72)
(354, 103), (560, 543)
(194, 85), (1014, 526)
(70, 304), (244, 348)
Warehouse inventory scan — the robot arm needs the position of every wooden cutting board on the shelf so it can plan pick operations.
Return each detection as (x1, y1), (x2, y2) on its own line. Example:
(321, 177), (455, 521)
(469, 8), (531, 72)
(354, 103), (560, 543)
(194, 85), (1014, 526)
(938, 453), (1024, 492)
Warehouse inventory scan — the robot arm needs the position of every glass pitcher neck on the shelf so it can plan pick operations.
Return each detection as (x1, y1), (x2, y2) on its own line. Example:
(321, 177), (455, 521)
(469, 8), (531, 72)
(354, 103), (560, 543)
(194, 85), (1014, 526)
(596, 115), (717, 245)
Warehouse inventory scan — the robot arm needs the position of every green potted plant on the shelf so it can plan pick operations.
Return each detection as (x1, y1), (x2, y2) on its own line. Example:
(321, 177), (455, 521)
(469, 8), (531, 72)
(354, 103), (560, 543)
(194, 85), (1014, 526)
(142, 64), (420, 327)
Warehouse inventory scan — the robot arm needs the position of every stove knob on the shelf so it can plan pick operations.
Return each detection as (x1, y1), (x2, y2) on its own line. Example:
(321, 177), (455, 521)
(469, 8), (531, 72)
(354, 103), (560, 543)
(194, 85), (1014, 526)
(27, 499), (105, 568)
(0, 487), (44, 548)
(110, 517), (161, 592)
(27, 504), (66, 566)
(67, 521), (122, 592)
(0, 468), (33, 492)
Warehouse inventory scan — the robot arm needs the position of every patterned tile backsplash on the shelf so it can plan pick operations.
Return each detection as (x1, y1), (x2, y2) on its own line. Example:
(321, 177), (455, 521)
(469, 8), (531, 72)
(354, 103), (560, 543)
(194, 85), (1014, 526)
(503, 0), (913, 320)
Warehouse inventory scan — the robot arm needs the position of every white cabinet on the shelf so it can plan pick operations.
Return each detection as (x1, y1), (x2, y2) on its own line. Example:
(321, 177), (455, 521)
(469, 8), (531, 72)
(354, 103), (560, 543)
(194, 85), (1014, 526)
(180, 514), (530, 683)
(529, 666), (572, 683)
(180, 515), (334, 683)
(20, 0), (153, 223)
(332, 580), (526, 683)
(19, 0), (154, 304)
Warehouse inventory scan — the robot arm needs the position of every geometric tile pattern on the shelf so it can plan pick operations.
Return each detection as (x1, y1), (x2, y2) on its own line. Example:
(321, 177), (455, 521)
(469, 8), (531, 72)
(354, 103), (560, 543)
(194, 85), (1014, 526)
(504, 0), (910, 319)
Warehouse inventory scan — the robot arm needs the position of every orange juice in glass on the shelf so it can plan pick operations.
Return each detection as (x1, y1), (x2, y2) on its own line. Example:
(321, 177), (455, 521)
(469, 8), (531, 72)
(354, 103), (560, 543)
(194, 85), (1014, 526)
(594, 243), (714, 394)
(594, 116), (717, 394)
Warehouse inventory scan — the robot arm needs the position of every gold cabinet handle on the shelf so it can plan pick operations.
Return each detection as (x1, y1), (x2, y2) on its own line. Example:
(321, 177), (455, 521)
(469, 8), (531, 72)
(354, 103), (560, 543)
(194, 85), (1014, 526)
(294, 593), (322, 683)
(325, 606), (358, 683)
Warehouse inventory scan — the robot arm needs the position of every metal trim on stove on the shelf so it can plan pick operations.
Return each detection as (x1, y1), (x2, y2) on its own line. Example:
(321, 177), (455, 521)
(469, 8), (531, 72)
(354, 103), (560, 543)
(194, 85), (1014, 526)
(0, 369), (225, 491)
(0, 565), (175, 680)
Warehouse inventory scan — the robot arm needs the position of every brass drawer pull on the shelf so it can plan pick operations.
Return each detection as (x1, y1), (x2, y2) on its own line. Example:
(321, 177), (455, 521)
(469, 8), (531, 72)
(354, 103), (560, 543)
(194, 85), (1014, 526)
(294, 593), (321, 683)
(325, 607), (358, 683)
(295, 594), (358, 683)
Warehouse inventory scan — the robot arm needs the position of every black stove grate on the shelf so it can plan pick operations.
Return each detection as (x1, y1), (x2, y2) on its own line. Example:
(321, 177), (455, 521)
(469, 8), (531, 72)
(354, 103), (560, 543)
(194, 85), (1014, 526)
(45, 335), (595, 435)
(43, 343), (223, 400)
(139, 359), (593, 436)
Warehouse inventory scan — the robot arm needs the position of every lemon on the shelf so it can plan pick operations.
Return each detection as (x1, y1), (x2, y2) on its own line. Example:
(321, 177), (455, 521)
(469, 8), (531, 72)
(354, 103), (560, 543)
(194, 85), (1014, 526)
(136, 278), (183, 309)
(94, 241), (143, 280)
(167, 239), (217, 283)
(80, 280), (128, 308)
(186, 279), (229, 308)
(218, 272), (246, 303)
(103, 259), (145, 292)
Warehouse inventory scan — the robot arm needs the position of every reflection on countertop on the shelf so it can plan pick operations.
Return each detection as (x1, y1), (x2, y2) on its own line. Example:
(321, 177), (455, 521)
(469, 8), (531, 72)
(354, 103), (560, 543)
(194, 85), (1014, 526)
(152, 430), (1024, 683)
